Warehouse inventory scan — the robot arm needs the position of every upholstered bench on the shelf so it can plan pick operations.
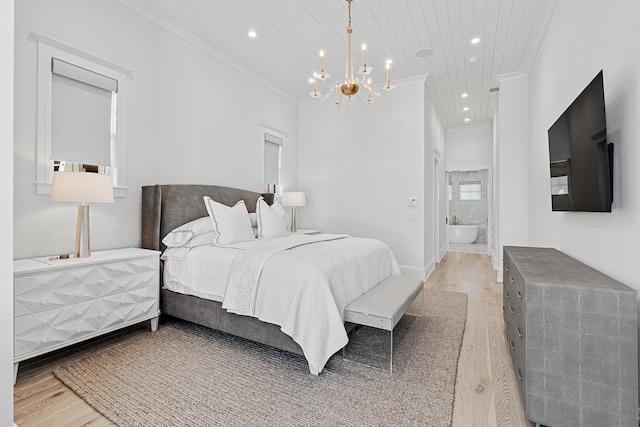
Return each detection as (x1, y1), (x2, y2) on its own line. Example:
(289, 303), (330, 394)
(344, 276), (424, 372)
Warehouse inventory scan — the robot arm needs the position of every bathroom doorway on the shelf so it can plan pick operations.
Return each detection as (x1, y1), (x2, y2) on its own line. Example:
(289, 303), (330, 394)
(447, 169), (489, 254)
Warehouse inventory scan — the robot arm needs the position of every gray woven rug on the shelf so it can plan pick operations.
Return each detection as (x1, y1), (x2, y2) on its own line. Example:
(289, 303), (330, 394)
(54, 289), (467, 427)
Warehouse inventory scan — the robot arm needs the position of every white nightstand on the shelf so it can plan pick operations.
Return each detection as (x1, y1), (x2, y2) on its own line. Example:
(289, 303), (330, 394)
(13, 247), (160, 383)
(293, 229), (321, 235)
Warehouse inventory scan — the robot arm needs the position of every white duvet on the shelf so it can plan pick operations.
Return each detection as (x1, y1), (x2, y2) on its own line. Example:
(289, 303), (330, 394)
(163, 234), (401, 375)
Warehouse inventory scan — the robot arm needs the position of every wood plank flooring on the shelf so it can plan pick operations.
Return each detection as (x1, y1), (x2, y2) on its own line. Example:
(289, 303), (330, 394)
(14, 251), (528, 426)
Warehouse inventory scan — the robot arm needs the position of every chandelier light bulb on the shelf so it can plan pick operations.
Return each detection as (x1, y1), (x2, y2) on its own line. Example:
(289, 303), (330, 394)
(319, 50), (326, 78)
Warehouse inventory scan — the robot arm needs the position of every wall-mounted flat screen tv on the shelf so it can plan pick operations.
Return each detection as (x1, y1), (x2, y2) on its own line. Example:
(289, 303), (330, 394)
(548, 70), (613, 212)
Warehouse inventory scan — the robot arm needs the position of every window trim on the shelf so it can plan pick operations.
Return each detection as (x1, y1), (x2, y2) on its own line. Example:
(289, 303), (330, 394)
(258, 123), (287, 197)
(33, 31), (131, 197)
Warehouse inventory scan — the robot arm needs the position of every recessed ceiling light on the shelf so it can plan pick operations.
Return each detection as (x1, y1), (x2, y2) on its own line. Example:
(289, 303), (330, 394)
(461, 93), (468, 98)
(415, 48), (434, 58)
(463, 107), (469, 111)
(464, 118), (470, 122)
(471, 37), (480, 44)
(248, 30), (257, 38)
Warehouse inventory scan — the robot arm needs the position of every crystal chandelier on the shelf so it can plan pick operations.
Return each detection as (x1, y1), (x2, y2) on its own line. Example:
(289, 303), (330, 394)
(309, 0), (393, 107)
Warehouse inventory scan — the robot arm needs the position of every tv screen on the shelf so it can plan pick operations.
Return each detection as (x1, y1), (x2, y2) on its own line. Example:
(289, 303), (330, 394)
(548, 70), (613, 212)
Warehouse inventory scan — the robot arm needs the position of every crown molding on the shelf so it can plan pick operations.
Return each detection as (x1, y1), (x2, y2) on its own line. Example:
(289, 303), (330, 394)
(494, 71), (528, 85)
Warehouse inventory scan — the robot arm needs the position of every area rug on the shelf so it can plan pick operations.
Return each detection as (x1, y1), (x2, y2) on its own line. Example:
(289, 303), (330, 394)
(54, 289), (467, 427)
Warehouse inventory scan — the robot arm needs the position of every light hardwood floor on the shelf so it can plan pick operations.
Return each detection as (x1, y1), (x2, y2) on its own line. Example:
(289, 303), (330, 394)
(14, 251), (528, 426)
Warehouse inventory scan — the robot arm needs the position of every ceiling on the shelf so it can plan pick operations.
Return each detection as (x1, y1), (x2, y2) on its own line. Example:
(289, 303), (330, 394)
(120, 0), (557, 129)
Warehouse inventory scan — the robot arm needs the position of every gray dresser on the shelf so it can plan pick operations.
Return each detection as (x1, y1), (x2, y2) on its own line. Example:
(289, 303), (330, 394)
(503, 246), (638, 427)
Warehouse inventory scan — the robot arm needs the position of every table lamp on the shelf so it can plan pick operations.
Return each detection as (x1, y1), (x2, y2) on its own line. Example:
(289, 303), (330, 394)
(50, 171), (114, 258)
(282, 192), (306, 233)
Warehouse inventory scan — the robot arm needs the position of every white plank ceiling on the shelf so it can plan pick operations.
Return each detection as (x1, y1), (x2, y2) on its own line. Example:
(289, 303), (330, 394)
(120, 0), (557, 129)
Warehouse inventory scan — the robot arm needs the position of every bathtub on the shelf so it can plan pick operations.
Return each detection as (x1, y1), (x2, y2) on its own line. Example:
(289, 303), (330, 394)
(448, 225), (479, 244)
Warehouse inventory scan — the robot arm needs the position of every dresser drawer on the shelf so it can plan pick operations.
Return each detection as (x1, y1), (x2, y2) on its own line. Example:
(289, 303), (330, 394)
(15, 256), (158, 317)
(15, 286), (158, 359)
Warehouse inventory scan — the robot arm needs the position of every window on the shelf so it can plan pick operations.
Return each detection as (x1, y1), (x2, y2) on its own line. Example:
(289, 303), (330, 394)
(259, 124), (286, 195)
(264, 133), (282, 194)
(34, 32), (130, 196)
(459, 181), (482, 200)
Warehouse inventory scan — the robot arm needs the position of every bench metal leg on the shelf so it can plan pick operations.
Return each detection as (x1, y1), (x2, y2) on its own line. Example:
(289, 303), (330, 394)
(389, 329), (393, 373)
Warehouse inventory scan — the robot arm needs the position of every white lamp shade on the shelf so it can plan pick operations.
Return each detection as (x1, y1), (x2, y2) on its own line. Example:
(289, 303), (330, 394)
(50, 171), (114, 203)
(283, 192), (306, 207)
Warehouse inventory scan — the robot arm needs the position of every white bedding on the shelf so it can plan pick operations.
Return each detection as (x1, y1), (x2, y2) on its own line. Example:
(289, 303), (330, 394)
(163, 234), (401, 375)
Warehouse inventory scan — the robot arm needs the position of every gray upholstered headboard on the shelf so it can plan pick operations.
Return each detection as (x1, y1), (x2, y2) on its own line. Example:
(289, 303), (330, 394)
(141, 184), (273, 252)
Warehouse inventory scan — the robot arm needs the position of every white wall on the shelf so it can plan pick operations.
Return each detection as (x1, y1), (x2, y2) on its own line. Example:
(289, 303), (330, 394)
(445, 125), (493, 171)
(527, 0), (640, 405)
(298, 77), (445, 279)
(494, 74), (529, 279)
(14, 0), (299, 259)
(527, 0), (640, 288)
(1, 1), (14, 425)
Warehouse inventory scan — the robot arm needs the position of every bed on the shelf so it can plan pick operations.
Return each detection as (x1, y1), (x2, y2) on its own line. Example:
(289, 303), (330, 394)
(141, 184), (400, 374)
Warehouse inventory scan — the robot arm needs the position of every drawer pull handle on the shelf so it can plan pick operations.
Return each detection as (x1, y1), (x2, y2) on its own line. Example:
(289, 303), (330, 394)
(504, 266), (510, 272)
(505, 291), (509, 298)
(509, 276), (514, 283)
(510, 341), (515, 350)
(510, 307), (515, 314)
(517, 368), (523, 380)
(517, 327), (523, 337)
(516, 291), (522, 298)
(505, 321), (509, 328)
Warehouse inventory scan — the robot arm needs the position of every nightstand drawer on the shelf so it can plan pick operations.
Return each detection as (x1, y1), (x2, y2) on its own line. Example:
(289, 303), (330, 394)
(15, 256), (158, 317)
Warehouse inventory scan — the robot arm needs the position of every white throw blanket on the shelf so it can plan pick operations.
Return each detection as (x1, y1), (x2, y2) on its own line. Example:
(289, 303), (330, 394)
(222, 234), (401, 375)
(222, 234), (348, 315)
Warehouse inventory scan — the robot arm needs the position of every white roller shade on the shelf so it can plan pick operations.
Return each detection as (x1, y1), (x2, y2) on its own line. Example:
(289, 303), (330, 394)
(50, 58), (117, 167)
(264, 133), (283, 186)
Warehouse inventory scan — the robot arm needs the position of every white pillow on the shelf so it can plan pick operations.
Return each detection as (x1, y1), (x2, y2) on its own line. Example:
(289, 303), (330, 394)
(162, 217), (214, 248)
(203, 197), (255, 245)
(256, 197), (289, 238)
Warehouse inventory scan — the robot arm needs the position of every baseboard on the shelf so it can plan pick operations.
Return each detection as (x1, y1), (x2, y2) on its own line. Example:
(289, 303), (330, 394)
(438, 245), (447, 262)
(492, 253), (503, 282)
(399, 265), (428, 280)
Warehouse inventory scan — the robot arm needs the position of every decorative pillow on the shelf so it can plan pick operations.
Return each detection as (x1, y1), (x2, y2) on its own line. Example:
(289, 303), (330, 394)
(203, 197), (255, 245)
(256, 197), (289, 238)
(162, 217), (214, 248)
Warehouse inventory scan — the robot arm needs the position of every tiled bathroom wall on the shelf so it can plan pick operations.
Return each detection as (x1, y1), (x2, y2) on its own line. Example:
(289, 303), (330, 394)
(448, 169), (488, 244)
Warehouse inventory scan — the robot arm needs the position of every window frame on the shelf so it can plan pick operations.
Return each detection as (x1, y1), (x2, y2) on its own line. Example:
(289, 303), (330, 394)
(459, 181), (482, 201)
(258, 124), (286, 197)
(34, 32), (131, 197)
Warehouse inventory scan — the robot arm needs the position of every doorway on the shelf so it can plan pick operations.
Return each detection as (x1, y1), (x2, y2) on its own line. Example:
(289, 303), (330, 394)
(447, 169), (489, 254)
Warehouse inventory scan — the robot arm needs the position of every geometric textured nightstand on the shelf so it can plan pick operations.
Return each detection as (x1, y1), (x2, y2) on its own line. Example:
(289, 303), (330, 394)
(503, 246), (638, 427)
(13, 247), (160, 383)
